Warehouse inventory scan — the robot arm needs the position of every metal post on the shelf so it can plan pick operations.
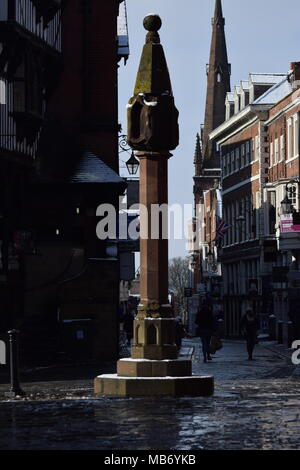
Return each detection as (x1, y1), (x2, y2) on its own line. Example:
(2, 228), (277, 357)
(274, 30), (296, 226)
(5, 330), (25, 398)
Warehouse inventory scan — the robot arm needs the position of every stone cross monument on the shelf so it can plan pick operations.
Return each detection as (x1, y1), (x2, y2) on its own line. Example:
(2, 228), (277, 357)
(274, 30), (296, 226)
(94, 15), (214, 397)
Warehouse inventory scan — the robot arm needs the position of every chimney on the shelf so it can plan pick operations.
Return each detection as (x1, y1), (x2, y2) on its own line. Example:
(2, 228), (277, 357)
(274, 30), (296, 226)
(290, 62), (300, 86)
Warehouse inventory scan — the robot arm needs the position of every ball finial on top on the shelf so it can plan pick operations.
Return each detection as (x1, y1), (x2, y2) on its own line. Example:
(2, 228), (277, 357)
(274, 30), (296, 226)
(143, 14), (162, 32)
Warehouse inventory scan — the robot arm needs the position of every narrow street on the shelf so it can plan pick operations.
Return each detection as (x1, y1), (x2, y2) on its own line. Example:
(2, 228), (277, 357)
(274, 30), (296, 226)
(0, 340), (299, 450)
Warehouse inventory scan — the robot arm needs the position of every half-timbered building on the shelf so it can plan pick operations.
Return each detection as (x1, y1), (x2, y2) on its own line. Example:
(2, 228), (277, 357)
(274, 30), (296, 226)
(0, 0), (129, 363)
(0, 0), (62, 339)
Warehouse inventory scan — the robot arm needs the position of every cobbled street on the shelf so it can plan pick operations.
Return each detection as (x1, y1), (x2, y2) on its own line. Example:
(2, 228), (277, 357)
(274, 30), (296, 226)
(0, 340), (299, 450)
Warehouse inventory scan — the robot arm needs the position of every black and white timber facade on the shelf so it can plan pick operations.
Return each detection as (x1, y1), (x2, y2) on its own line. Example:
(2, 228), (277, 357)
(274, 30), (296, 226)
(0, 0), (62, 159)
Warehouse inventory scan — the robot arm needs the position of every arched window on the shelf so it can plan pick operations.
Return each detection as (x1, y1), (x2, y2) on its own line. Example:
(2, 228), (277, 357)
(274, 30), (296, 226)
(217, 72), (222, 83)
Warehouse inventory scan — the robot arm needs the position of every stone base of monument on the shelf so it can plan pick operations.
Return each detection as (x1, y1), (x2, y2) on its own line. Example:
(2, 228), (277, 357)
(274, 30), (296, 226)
(94, 358), (214, 398)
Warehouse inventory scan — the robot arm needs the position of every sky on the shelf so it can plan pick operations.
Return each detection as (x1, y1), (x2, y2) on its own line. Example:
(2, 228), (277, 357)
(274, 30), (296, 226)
(118, 0), (300, 259)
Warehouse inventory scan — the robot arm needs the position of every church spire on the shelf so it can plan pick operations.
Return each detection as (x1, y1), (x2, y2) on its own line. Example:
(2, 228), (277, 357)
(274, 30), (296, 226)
(214, 0), (224, 23)
(202, 0), (231, 161)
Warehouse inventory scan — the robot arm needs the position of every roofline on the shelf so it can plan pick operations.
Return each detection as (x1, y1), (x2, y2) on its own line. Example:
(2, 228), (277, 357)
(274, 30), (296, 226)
(209, 103), (271, 141)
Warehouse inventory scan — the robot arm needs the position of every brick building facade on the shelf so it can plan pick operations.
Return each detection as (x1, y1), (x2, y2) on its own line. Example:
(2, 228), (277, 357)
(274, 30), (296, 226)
(211, 65), (300, 343)
(191, 1), (300, 344)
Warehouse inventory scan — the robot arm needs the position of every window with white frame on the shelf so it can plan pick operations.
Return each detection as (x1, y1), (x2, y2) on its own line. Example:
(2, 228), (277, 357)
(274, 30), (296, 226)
(280, 134), (285, 161)
(245, 141), (251, 165)
(274, 138), (279, 165)
(287, 117), (294, 160)
(294, 113), (299, 158)
(286, 183), (297, 208)
(270, 141), (274, 166)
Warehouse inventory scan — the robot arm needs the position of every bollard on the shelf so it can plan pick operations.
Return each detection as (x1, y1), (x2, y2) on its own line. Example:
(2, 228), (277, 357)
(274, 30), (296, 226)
(5, 330), (25, 398)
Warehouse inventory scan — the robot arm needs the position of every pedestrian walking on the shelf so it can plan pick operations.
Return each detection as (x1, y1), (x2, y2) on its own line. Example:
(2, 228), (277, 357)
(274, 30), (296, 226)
(241, 309), (260, 360)
(175, 316), (186, 351)
(195, 302), (216, 363)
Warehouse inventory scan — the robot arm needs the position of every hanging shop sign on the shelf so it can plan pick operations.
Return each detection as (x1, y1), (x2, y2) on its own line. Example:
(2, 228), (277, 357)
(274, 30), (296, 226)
(280, 214), (300, 233)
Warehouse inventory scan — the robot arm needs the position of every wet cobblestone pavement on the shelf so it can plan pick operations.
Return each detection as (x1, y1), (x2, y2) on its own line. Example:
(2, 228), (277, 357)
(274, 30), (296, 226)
(0, 340), (299, 450)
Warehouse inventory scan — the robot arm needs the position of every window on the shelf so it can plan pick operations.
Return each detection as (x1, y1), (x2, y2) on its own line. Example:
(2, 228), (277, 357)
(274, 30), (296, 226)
(226, 154), (230, 175)
(251, 138), (255, 162)
(274, 138), (279, 165)
(294, 113), (299, 158)
(270, 141), (274, 166)
(231, 202), (235, 244)
(245, 141), (251, 165)
(223, 154), (227, 176)
(232, 203), (236, 244)
(241, 144), (245, 167)
(231, 151), (235, 173)
(235, 200), (240, 243)
(235, 147), (240, 170)
(217, 73), (222, 83)
(245, 195), (251, 239)
(287, 184), (297, 208)
(240, 198), (245, 242)
(280, 135), (285, 161)
(287, 117), (294, 160)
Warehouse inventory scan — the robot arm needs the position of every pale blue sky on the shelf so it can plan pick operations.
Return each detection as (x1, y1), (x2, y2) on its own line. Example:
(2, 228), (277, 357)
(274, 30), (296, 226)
(118, 0), (300, 259)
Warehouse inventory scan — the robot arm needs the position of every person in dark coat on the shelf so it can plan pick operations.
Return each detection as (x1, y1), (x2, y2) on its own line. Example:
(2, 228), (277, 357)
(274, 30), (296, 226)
(241, 309), (260, 360)
(195, 303), (216, 363)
